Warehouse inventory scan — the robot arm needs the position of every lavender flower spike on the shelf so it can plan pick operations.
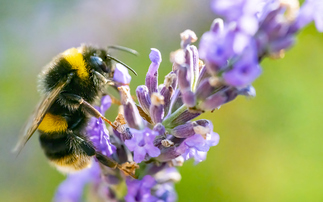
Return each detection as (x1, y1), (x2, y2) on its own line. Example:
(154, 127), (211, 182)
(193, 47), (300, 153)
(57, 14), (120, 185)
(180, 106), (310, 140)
(146, 48), (162, 96)
(48, 0), (323, 201)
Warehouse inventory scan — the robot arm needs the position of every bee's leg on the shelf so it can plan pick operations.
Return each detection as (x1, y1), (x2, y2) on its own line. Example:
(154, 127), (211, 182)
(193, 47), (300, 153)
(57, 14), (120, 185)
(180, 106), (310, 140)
(72, 134), (137, 178)
(73, 135), (96, 157)
(96, 152), (138, 179)
(60, 93), (117, 129)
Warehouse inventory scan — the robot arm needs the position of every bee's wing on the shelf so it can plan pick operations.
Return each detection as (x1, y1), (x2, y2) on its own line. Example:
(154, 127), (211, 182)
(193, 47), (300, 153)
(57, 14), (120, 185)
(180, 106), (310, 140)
(13, 78), (71, 155)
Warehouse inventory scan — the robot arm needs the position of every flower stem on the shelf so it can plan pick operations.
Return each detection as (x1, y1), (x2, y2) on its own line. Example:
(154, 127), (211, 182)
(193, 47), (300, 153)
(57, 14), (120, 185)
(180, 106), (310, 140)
(162, 105), (187, 128)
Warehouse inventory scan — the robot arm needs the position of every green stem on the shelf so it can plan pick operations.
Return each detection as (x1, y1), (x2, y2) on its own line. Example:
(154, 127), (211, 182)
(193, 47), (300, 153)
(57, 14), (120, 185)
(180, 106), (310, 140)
(162, 105), (187, 128)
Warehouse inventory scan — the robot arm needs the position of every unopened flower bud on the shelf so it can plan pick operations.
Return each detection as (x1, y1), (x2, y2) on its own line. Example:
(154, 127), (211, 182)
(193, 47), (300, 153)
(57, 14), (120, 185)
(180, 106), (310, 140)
(169, 90), (184, 114)
(195, 78), (216, 100)
(189, 46), (200, 90)
(180, 29), (198, 49)
(238, 85), (256, 98)
(119, 86), (144, 130)
(210, 18), (224, 33)
(171, 119), (211, 138)
(160, 73), (176, 115)
(153, 123), (166, 136)
(146, 48), (162, 96)
(136, 85), (151, 115)
(150, 93), (165, 124)
(170, 49), (185, 71)
(199, 91), (228, 111)
(170, 110), (201, 127)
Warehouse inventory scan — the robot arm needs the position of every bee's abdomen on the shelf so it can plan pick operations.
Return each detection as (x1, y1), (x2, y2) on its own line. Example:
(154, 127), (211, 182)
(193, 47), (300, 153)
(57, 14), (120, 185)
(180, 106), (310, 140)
(39, 131), (92, 173)
(39, 132), (71, 159)
(37, 96), (93, 173)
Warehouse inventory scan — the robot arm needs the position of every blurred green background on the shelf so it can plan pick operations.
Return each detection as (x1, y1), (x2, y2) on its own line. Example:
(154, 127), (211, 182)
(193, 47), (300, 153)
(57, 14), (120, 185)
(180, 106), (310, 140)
(1, 0), (322, 201)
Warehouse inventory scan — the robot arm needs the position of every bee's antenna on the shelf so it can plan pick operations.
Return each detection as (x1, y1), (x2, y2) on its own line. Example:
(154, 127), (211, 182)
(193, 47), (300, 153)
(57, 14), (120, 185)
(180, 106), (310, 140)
(106, 54), (138, 76)
(108, 45), (139, 56)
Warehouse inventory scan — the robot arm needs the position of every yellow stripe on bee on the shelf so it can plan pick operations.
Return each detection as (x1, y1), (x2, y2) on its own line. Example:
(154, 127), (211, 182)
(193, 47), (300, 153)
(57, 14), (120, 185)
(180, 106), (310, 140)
(38, 113), (68, 133)
(51, 155), (92, 173)
(63, 48), (89, 79)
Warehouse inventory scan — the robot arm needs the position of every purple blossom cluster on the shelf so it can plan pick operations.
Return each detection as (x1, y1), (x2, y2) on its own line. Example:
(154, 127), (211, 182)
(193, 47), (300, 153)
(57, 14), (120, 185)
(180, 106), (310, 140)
(54, 0), (322, 201)
(121, 46), (221, 165)
(201, 0), (322, 89)
(125, 167), (179, 202)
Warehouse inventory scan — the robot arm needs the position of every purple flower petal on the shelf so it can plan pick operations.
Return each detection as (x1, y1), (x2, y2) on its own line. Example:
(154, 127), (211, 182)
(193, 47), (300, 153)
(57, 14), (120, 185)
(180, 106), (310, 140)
(192, 151), (207, 164)
(125, 127), (160, 163)
(147, 146), (161, 157)
(124, 137), (137, 151)
(86, 96), (116, 156)
(99, 95), (112, 114)
(177, 128), (220, 163)
(113, 63), (132, 85)
(125, 175), (158, 202)
(223, 63), (262, 87)
(207, 132), (220, 147)
(199, 30), (235, 70)
(210, 18), (224, 33)
(149, 48), (162, 64)
(133, 146), (147, 163)
(144, 132), (157, 144)
(296, 0), (323, 32)
(223, 43), (262, 87)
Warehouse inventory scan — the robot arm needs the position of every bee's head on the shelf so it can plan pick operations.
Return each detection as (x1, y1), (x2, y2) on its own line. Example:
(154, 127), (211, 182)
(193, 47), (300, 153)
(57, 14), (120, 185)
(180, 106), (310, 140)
(89, 49), (112, 75)
(81, 48), (112, 86)
(82, 45), (137, 85)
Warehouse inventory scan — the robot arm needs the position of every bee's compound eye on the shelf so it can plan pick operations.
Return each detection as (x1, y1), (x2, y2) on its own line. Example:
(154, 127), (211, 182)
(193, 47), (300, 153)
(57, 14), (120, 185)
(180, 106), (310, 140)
(90, 56), (110, 73)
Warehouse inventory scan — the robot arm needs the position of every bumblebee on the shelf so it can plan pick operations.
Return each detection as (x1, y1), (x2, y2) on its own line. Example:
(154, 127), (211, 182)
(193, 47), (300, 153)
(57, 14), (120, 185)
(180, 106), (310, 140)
(14, 44), (137, 177)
